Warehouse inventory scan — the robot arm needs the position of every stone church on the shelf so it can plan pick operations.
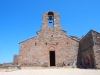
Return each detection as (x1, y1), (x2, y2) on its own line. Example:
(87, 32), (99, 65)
(13, 11), (100, 69)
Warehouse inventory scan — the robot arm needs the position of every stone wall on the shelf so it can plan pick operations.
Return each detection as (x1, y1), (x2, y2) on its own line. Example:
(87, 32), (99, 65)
(92, 30), (100, 68)
(13, 54), (19, 65)
(18, 27), (79, 67)
(17, 11), (79, 67)
(13, 11), (100, 69)
(78, 30), (100, 68)
(77, 30), (95, 68)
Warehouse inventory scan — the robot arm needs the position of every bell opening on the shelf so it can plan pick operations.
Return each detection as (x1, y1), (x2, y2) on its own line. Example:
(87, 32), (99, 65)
(48, 11), (54, 26)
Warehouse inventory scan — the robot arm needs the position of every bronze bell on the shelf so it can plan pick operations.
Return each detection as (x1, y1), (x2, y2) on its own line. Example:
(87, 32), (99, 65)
(48, 15), (53, 23)
(49, 20), (52, 23)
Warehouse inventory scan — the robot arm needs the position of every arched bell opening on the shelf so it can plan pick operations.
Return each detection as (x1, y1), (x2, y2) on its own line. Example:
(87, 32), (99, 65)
(48, 11), (54, 26)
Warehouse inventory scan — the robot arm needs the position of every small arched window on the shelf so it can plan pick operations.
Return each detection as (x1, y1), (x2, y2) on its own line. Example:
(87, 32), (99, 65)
(51, 35), (53, 37)
(35, 43), (37, 46)
(56, 43), (58, 45)
(45, 43), (47, 45)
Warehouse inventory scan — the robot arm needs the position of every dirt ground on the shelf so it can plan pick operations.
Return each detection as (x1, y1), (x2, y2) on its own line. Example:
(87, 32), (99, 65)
(0, 68), (100, 75)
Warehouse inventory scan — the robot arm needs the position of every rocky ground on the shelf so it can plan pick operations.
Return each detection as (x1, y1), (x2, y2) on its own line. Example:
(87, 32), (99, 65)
(0, 68), (100, 75)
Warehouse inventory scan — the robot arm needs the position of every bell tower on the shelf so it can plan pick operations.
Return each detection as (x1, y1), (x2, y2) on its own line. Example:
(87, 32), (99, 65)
(41, 11), (61, 29)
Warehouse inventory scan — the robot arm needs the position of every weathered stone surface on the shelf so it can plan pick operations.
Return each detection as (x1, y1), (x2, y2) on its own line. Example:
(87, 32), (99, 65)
(77, 30), (100, 68)
(13, 11), (100, 68)
(13, 54), (19, 65)
(14, 11), (79, 67)
(92, 30), (100, 68)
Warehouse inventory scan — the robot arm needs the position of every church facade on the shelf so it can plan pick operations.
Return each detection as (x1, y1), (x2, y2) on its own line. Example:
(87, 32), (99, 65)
(13, 11), (100, 68)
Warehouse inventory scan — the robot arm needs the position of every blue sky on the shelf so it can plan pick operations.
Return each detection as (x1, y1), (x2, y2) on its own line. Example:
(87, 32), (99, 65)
(0, 0), (100, 63)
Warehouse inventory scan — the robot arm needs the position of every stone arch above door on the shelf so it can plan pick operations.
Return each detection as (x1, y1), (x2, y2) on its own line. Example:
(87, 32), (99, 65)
(49, 46), (55, 51)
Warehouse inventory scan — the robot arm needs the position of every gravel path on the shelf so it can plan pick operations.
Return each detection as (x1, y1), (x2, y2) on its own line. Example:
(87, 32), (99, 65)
(0, 68), (100, 75)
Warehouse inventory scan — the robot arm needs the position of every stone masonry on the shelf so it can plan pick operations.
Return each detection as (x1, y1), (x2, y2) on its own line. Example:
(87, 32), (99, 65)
(13, 11), (100, 68)
(92, 30), (100, 68)
(77, 30), (100, 68)
(13, 55), (19, 65)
